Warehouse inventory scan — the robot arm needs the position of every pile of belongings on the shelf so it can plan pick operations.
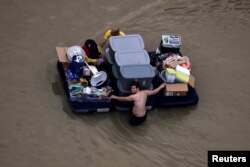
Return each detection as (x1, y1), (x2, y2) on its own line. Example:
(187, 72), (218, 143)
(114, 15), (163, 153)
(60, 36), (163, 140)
(68, 83), (113, 102)
(64, 45), (112, 102)
(157, 34), (195, 96)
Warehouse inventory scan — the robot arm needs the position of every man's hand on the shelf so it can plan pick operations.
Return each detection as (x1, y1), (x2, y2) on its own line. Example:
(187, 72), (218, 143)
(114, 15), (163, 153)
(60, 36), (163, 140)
(110, 95), (116, 99)
(146, 82), (166, 96)
(160, 83), (166, 89)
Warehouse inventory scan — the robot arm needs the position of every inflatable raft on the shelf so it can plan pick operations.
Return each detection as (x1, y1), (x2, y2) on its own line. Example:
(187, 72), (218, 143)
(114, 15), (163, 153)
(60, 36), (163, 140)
(55, 34), (199, 113)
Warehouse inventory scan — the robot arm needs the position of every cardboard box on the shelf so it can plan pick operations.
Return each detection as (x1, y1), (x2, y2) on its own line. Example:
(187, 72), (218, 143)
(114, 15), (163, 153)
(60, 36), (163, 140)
(188, 75), (195, 88)
(80, 78), (88, 87)
(56, 47), (69, 63)
(165, 83), (188, 96)
(161, 34), (181, 48)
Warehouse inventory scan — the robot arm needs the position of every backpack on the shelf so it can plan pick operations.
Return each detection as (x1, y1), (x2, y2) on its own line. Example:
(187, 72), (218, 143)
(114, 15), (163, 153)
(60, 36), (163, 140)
(83, 39), (100, 59)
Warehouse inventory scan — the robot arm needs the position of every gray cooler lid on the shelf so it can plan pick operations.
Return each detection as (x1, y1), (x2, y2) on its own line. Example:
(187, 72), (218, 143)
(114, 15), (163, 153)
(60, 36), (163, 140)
(114, 50), (150, 66)
(109, 34), (144, 52)
(119, 65), (155, 79)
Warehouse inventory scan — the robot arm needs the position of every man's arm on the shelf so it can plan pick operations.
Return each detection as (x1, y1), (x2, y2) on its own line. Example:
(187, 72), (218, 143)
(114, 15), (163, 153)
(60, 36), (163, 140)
(99, 30), (111, 48)
(98, 45), (105, 56)
(111, 95), (134, 101)
(99, 38), (107, 48)
(146, 83), (166, 96)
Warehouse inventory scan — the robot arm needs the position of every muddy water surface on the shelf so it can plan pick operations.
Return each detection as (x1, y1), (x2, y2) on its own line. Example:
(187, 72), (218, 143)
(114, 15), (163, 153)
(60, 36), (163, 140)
(0, 0), (250, 167)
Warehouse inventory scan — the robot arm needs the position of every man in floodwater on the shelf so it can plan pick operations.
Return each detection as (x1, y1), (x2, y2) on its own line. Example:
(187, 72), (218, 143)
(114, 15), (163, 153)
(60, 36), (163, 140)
(111, 82), (166, 126)
(99, 26), (125, 48)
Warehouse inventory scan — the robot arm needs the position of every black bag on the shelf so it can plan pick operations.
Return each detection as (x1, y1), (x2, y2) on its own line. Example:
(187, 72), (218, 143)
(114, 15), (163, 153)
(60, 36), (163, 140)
(83, 39), (100, 59)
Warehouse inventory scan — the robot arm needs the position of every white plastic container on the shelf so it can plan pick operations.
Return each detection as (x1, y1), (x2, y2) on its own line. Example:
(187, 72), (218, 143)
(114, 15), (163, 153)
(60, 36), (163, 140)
(175, 65), (190, 76)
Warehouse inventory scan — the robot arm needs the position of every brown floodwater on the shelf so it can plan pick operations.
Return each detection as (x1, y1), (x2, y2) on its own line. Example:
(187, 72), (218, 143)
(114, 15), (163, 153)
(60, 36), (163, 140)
(0, 0), (250, 166)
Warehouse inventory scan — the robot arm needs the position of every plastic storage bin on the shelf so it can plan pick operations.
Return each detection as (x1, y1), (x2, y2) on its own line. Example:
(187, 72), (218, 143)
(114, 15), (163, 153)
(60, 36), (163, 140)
(105, 48), (114, 64)
(112, 64), (120, 79)
(107, 34), (145, 64)
(114, 50), (150, 66)
(109, 34), (145, 52)
(118, 65), (155, 90)
(117, 80), (131, 96)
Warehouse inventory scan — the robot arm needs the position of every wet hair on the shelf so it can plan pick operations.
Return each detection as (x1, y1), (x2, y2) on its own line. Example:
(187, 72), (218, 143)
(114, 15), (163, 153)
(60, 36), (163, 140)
(131, 81), (140, 88)
(111, 27), (120, 36)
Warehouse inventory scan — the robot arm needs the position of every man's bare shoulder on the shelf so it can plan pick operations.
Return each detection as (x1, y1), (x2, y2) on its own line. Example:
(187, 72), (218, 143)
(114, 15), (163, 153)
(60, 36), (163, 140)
(134, 90), (147, 97)
(143, 90), (152, 94)
(130, 93), (138, 98)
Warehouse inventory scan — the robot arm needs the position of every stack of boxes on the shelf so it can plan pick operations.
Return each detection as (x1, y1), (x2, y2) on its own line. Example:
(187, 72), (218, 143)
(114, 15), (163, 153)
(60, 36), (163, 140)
(105, 34), (156, 110)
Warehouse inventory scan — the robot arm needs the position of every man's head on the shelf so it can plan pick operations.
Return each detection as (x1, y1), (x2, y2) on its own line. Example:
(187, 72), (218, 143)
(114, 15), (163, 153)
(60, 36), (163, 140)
(110, 26), (120, 36)
(131, 81), (140, 94)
